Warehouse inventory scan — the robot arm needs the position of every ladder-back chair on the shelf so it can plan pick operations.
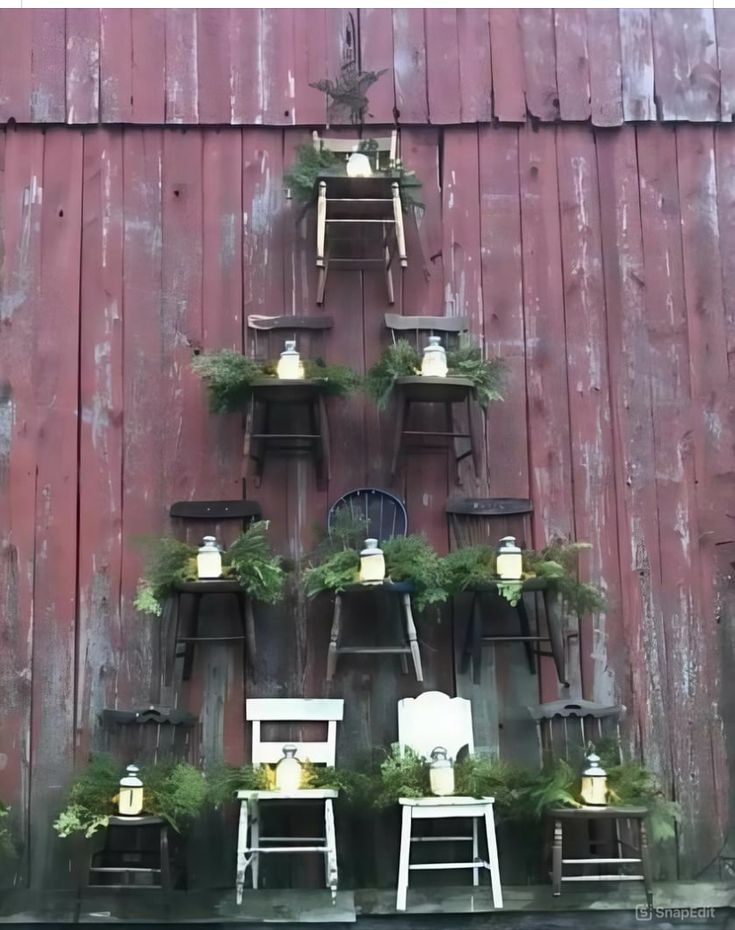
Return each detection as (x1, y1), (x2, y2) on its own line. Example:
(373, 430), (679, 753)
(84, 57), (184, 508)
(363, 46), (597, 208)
(395, 691), (503, 911)
(385, 314), (481, 482)
(328, 487), (408, 542)
(235, 698), (344, 905)
(527, 701), (653, 906)
(162, 500), (262, 691)
(245, 315), (335, 487)
(311, 131), (406, 305)
(446, 498), (568, 687)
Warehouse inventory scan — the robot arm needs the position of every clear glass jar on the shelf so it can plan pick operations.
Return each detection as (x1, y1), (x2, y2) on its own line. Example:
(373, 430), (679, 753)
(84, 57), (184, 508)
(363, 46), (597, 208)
(421, 336), (448, 378)
(275, 744), (303, 792)
(276, 340), (304, 380)
(496, 535), (522, 580)
(197, 536), (222, 579)
(359, 538), (386, 584)
(429, 747), (455, 796)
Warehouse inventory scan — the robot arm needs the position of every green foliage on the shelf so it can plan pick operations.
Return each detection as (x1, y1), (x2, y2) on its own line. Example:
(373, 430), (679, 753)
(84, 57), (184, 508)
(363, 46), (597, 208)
(284, 143), (342, 203)
(192, 349), (359, 412)
(364, 340), (505, 410)
(135, 522), (284, 615)
(0, 803), (16, 860)
(382, 535), (448, 611)
(54, 756), (208, 838)
(442, 546), (496, 594)
(304, 548), (360, 598)
(364, 340), (420, 409)
(524, 761), (579, 818)
(606, 760), (680, 844)
(372, 746), (430, 806)
(445, 345), (506, 409)
(207, 764), (272, 808)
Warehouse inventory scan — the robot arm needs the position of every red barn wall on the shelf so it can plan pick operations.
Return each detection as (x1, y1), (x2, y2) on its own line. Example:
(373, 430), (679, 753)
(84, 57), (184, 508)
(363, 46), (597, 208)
(0, 7), (733, 890)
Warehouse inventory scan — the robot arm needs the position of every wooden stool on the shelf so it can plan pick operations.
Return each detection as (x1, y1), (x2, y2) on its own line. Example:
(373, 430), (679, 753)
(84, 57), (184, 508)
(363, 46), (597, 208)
(88, 815), (173, 889)
(549, 806), (653, 906)
(326, 583), (423, 683)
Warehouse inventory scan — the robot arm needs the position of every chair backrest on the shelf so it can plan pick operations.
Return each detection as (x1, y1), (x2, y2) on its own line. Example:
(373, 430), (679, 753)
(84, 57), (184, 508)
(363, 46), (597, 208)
(446, 497), (534, 549)
(384, 313), (470, 353)
(246, 698), (344, 766)
(313, 130), (398, 171)
(398, 691), (475, 761)
(170, 499), (262, 547)
(527, 700), (625, 767)
(99, 706), (198, 765)
(328, 487), (408, 542)
(247, 315), (334, 362)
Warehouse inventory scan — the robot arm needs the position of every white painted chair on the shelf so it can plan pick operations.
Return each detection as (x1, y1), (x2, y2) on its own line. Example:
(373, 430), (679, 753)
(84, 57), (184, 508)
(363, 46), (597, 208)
(395, 691), (503, 911)
(235, 698), (344, 905)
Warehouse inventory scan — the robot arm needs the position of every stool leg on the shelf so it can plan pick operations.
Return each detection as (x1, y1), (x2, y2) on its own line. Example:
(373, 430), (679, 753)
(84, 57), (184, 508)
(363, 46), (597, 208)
(391, 396), (408, 480)
(402, 593), (423, 682)
(326, 595), (342, 682)
(239, 595), (257, 669)
(395, 590), (408, 675)
(472, 591), (483, 685)
(460, 591), (475, 674)
(552, 819), (562, 896)
(544, 590), (568, 687)
(160, 824), (171, 890)
(640, 818), (653, 906)
(484, 805), (503, 908)
(324, 798), (338, 903)
(250, 800), (260, 889)
(516, 595), (537, 674)
(236, 799), (250, 906)
(396, 805), (412, 911)
(472, 818), (479, 886)
(182, 594), (200, 682)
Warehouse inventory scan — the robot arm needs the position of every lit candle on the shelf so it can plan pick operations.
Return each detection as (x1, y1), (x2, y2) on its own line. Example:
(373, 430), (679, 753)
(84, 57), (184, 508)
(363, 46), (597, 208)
(275, 745), (303, 792)
(346, 152), (373, 178)
(496, 536), (523, 580)
(118, 764), (144, 817)
(421, 336), (448, 378)
(197, 536), (222, 579)
(276, 340), (305, 380)
(359, 538), (385, 585)
(429, 747), (455, 796)
(580, 750), (608, 806)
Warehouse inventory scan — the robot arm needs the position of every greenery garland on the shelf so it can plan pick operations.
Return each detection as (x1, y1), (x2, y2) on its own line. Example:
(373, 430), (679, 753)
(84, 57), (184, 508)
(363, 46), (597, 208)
(303, 533), (448, 613)
(134, 521), (286, 616)
(442, 540), (606, 616)
(284, 141), (423, 209)
(54, 756), (208, 838)
(192, 349), (360, 414)
(364, 340), (505, 410)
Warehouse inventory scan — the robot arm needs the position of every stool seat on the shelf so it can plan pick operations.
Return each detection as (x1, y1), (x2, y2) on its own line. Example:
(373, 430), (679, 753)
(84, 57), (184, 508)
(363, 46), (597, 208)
(549, 805), (649, 818)
(88, 816), (173, 889)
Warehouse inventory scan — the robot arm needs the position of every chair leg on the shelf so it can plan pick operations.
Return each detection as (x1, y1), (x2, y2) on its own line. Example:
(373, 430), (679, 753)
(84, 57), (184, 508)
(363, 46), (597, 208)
(484, 805), (503, 908)
(324, 799), (338, 903)
(472, 818), (479, 887)
(639, 818), (653, 907)
(384, 234), (395, 304)
(159, 824), (172, 890)
(392, 182), (407, 267)
(402, 593), (423, 683)
(316, 181), (327, 263)
(250, 800), (260, 889)
(516, 595), (537, 674)
(390, 396), (408, 480)
(396, 805), (412, 911)
(244, 597), (257, 668)
(544, 590), (568, 687)
(236, 799), (250, 905)
(552, 818), (562, 896)
(326, 594), (342, 682)
(317, 263), (328, 306)
(182, 594), (200, 682)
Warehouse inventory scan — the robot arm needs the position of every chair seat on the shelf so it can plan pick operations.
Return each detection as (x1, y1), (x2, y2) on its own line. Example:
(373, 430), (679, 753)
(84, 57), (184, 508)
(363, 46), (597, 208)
(237, 789), (338, 801)
(548, 805), (648, 818)
(399, 796), (495, 807)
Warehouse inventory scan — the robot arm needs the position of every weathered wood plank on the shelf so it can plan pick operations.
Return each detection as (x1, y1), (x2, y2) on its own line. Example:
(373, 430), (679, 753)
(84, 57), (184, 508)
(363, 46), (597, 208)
(260, 9), (298, 127)
(29, 129), (83, 888)
(324, 9), (359, 127)
(165, 9), (199, 124)
(392, 9), (428, 125)
(293, 9), (328, 126)
(715, 126), (735, 373)
(30, 9), (66, 123)
(0, 11), (33, 123)
(619, 9), (655, 121)
(489, 9), (526, 123)
(229, 9), (260, 126)
(555, 126), (619, 701)
(130, 10), (165, 125)
(554, 10), (590, 122)
(196, 9), (232, 125)
(519, 9), (559, 122)
(586, 10), (624, 127)
(425, 9), (460, 126)
(716, 10), (735, 122)
(0, 127), (44, 886)
(76, 129), (125, 763)
(66, 8), (100, 124)
(456, 9), (492, 124)
(100, 9), (133, 123)
(518, 124), (574, 703)
(652, 9), (719, 122)
(359, 8), (395, 125)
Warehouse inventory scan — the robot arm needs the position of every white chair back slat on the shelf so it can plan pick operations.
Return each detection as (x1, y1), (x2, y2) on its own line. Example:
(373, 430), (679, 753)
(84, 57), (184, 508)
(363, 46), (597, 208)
(312, 130), (399, 170)
(397, 691), (475, 762)
(247, 698), (344, 768)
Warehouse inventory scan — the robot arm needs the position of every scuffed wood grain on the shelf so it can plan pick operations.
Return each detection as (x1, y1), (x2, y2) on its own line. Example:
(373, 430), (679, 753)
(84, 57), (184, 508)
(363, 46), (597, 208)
(0, 11), (33, 123)
(587, 9), (624, 127)
(489, 9), (526, 123)
(457, 9), (492, 124)
(359, 8), (395, 125)
(66, 8), (100, 124)
(165, 9), (199, 124)
(620, 9), (655, 121)
(554, 10), (591, 121)
(30, 9), (65, 123)
(197, 9), (232, 125)
(131, 9), (165, 124)
(716, 10), (735, 122)
(425, 8), (460, 126)
(652, 9), (719, 122)
(100, 9), (132, 123)
(520, 9), (559, 121)
(392, 8), (428, 124)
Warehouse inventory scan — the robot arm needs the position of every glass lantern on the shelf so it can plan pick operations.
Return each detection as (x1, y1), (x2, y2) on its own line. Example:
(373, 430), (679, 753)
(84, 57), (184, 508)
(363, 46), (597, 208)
(580, 750), (608, 806)
(359, 538), (386, 585)
(197, 536), (222, 579)
(118, 764), (144, 817)
(421, 336), (448, 378)
(275, 744), (303, 792)
(429, 747), (455, 796)
(346, 152), (373, 178)
(276, 340), (305, 380)
(496, 536), (523, 580)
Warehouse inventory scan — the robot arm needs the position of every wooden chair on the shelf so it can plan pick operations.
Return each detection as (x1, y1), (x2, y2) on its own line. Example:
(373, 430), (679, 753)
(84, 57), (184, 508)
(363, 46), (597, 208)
(235, 698), (344, 905)
(245, 315), (335, 487)
(311, 131), (406, 305)
(385, 315), (481, 481)
(323, 489), (422, 682)
(395, 691), (503, 911)
(446, 498), (568, 686)
(88, 816), (174, 889)
(99, 706), (197, 765)
(527, 701), (653, 906)
(162, 500), (262, 690)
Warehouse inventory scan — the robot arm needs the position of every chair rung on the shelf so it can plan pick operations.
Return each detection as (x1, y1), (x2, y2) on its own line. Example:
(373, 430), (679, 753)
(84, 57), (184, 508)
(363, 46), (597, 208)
(177, 636), (246, 642)
(409, 861), (488, 871)
(245, 846), (329, 854)
(89, 867), (161, 873)
(336, 646), (411, 654)
(411, 836), (474, 842)
(561, 874), (645, 882)
(259, 837), (327, 843)
(562, 857), (642, 864)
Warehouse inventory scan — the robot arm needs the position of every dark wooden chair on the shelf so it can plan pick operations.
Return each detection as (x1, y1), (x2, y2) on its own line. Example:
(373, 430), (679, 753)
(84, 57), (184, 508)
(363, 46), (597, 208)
(447, 498), (567, 686)
(99, 706), (198, 764)
(528, 700), (653, 906)
(312, 131), (406, 305)
(88, 816), (174, 889)
(323, 488), (422, 682)
(385, 314), (480, 481)
(162, 499), (262, 690)
(244, 315), (335, 488)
